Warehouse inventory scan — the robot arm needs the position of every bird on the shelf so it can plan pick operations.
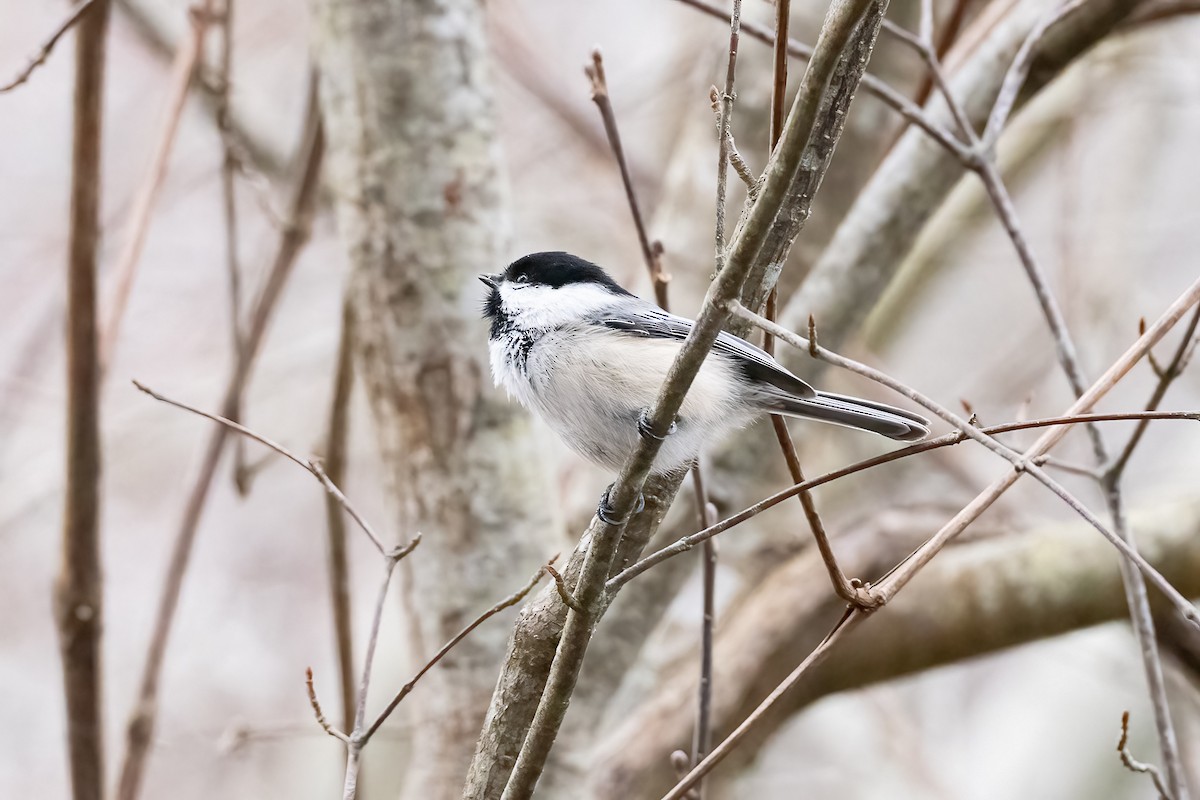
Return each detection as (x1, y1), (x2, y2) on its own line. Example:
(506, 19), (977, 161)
(480, 251), (929, 483)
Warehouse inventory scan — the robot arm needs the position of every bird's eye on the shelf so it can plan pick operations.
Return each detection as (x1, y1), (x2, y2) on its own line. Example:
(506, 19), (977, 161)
(515, 274), (529, 284)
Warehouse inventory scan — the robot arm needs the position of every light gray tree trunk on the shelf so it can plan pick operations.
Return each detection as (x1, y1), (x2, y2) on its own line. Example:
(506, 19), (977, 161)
(307, 1), (557, 796)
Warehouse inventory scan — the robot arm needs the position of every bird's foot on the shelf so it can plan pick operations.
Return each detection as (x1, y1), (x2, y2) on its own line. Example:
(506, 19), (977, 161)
(637, 408), (677, 442)
(597, 482), (645, 526)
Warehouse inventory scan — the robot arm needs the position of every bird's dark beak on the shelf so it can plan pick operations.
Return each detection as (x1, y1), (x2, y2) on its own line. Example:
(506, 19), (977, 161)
(478, 273), (501, 289)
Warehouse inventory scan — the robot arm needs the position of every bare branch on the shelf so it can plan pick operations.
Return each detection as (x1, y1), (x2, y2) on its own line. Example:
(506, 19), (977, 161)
(609, 409), (1200, 591)
(675, 0), (973, 161)
(322, 299), (358, 732)
(131, 380), (390, 556)
(1118, 711), (1176, 800)
(362, 558), (554, 742)
(0, 0), (98, 93)
(730, 301), (1200, 625)
(99, 3), (217, 371)
(305, 668), (351, 744)
(545, 564), (583, 613)
(57, 3), (111, 799)
(114, 84), (325, 800)
(586, 49), (670, 307)
(984, 0), (1089, 149)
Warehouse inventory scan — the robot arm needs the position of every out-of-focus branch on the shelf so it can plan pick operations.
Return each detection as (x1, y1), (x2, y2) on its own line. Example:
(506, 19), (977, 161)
(322, 299), (358, 733)
(883, 3), (1191, 790)
(99, 2), (216, 372)
(112, 0), (290, 177)
(114, 82), (324, 800)
(56, 3), (111, 800)
(0, 0), (98, 93)
(779, 0), (1148, 369)
(592, 498), (1200, 799)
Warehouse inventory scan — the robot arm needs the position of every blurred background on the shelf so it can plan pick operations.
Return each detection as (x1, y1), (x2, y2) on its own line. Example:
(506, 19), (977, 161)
(2, 0), (1199, 797)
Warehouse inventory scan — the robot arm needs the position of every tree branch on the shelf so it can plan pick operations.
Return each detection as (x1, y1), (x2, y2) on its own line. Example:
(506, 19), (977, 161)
(114, 83), (324, 800)
(56, 3), (111, 800)
(0, 0), (99, 93)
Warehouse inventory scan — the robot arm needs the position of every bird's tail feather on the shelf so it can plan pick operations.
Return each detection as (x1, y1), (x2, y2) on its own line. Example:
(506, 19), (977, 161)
(761, 390), (930, 442)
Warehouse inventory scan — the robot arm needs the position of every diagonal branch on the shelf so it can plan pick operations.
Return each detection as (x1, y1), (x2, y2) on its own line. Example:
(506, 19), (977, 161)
(495, 1), (887, 797)
(659, 271), (1200, 800)
(0, 0), (98, 93)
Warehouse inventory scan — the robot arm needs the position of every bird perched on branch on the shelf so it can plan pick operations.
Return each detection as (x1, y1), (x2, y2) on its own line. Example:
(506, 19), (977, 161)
(481, 251), (929, 484)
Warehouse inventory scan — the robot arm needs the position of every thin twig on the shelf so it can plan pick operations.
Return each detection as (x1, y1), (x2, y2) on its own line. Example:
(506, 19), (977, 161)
(712, 0), (743, 270)
(362, 558), (554, 742)
(586, 49), (669, 307)
(769, 0), (792, 150)
(663, 608), (858, 800)
(0, 0), (98, 93)
(1110, 303), (1200, 478)
(895, 13), (1192, 790)
(674, 0), (974, 161)
(214, 0), (252, 495)
(57, 3), (111, 800)
(545, 564), (583, 613)
(688, 466), (718, 787)
(114, 82), (325, 800)
(983, 0), (1088, 149)
(759, 0), (872, 611)
(99, 2), (217, 372)
(1030, 454), (1101, 480)
(730, 303), (1200, 624)
(608, 409), (1200, 591)
(659, 279), (1200, 798)
(1118, 711), (1176, 800)
(131, 380), (389, 556)
(305, 668), (351, 744)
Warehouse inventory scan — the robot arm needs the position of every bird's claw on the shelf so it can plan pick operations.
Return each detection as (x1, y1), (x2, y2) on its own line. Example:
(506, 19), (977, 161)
(598, 482), (645, 526)
(637, 409), (677, 442)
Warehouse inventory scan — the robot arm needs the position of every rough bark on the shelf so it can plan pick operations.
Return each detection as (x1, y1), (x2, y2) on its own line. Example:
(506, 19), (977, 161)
(57, 3), (110, 799)
(591, 498), (1200, 798)
(307, 1), (557, 797)
(779, 0), (1146, 372)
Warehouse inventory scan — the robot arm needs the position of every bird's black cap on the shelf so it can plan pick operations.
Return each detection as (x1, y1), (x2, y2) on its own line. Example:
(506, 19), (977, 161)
(503, 252), (633, 296)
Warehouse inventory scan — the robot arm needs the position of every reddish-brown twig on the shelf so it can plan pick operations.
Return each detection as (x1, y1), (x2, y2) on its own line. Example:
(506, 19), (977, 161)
(585, 50), (669, 307)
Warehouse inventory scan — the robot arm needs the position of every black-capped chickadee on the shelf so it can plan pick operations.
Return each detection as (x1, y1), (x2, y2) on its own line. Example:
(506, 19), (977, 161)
(481, 251), (930, 478)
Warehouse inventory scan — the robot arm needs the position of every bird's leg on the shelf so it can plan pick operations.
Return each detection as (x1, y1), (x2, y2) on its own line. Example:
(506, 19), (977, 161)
(597, 483), (645, 526)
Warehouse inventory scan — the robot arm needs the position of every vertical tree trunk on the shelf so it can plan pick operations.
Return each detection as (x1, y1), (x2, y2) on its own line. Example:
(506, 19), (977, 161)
(307, 1), (557, 796)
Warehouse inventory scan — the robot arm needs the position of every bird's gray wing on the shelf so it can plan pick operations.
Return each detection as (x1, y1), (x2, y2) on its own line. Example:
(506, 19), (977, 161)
(593, 305), (816, 399)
